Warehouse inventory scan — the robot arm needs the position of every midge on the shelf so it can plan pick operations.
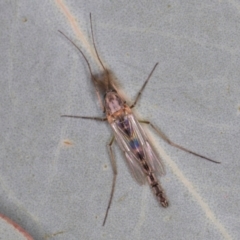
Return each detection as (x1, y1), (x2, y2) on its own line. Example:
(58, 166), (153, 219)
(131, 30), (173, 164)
(59, 14), (220, 226)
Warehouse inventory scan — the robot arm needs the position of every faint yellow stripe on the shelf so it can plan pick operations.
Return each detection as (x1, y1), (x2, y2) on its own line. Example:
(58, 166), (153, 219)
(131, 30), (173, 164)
(159, 145), (232, 240)
(55, 2), (232, 238)
(55, 0), (100, 66)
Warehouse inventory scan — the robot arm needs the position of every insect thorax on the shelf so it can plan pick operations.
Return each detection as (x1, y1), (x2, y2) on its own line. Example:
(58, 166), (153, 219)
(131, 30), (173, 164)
(105, 91), (132, 124)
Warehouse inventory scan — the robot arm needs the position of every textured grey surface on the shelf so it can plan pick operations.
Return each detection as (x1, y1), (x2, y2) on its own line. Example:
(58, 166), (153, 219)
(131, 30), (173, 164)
(1, 1), (240, 239)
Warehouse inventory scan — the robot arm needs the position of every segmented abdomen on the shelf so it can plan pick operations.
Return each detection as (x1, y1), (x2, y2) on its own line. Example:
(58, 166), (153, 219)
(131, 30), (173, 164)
(129, 137), (168, 207)
(138, 150), (168, 207)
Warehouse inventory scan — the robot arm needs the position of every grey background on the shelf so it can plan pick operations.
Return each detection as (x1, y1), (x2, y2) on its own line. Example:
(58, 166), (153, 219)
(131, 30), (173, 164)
(1, 0), (239, 239)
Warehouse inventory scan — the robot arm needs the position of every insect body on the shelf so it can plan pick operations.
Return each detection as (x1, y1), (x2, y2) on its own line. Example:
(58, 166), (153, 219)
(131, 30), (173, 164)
(60, 14), (220, 226)
(105, 88), (168, 207)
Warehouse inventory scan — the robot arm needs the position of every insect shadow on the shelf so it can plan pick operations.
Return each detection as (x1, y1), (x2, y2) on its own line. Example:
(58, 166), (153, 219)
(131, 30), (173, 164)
(59, 13), (220, 226)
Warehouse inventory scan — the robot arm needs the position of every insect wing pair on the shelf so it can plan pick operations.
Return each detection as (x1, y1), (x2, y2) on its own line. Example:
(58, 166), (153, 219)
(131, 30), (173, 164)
(111, 112), (165, 184)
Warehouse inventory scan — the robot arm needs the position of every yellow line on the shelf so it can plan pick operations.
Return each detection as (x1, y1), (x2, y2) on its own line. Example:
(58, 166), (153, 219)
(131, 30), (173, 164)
(159, 145), (232, 240)
(55, 0), (100, 66)
(55, 2), (232, 238)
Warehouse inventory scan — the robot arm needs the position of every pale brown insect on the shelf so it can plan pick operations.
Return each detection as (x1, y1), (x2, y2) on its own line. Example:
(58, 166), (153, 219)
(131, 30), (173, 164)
(59, 14), (220, 226)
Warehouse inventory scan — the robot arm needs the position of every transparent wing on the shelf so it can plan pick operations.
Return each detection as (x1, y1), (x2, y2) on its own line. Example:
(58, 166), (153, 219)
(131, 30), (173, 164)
(111, 121), (146, 185)
(130, 114), (165, 176)
(125, 151), (146, 185)
(111, 113), (165, 181)
(145, 141), (165, 176)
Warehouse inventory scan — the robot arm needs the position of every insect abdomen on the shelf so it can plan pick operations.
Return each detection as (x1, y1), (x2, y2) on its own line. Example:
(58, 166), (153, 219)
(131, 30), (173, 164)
(144, 161), (168, 207)
(128, 137), (168, 207)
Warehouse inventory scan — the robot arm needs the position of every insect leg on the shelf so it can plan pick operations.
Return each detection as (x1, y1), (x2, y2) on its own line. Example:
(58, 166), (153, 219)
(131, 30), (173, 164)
(130, 63), (159, 108)
(103, 136), (117, 226)
(140, 120), (221, 164)
(61, 115), (107, 121)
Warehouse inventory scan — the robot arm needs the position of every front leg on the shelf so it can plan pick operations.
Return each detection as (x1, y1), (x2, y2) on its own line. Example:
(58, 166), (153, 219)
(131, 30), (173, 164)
(61, 115), (107, 121)
(130, 63), (158, 108)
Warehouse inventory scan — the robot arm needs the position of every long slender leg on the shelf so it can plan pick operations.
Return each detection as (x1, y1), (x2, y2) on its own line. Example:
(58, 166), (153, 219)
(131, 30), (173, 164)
(140, 120), (220, 164)
(103, 136), (117, 226)
(61, 115), (107, 121)
(130, 63), (159, 108)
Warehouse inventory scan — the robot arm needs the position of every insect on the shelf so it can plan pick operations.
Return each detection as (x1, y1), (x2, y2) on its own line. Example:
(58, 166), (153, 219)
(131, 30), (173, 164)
(59, 14), (220, 226)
